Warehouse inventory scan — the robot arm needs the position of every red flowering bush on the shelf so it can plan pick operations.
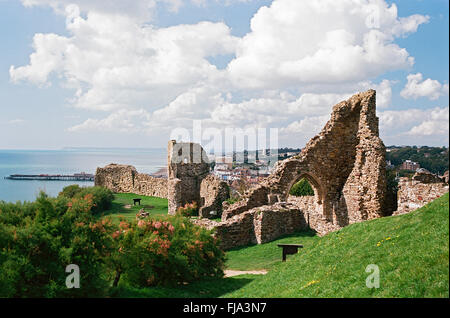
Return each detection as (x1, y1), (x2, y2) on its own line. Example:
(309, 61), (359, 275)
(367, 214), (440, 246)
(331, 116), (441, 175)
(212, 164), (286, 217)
(176, 202), (198, 217)
(110, 215), (225, 287)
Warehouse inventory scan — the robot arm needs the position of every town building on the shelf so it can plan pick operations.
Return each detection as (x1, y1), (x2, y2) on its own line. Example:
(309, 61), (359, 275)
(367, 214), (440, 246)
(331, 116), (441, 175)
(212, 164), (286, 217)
(215, 156), (233, 169)
(401, 160), (420, 171)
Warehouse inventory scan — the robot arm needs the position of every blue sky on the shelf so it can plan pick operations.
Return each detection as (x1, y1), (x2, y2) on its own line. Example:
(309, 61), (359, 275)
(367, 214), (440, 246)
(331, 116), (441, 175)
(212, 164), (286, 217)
(0, 0), (448, 150)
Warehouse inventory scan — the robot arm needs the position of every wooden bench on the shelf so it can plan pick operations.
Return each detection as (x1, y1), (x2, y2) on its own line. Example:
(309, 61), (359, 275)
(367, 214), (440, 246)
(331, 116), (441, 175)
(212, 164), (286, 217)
(277, 244), (303, 262)
(133, 198), (142, 206)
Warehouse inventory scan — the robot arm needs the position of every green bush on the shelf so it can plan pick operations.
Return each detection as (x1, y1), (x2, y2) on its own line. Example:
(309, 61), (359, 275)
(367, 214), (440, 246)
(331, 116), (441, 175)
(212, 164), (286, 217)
(0, 200), (37, 227)
(59, 186), (114, 215)
(110, 215), (225, 287)
(0, 191), (225, 296)
(58, 184), (83, 199)
(0, 192), (115, 297)
(75, 186), (114, 214)
(290, 178), (314, 196)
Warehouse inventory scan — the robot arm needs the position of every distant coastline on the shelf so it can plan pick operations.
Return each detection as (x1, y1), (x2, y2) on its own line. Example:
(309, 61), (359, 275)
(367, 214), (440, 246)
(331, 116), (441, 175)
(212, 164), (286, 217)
(0, 148), (167, 202)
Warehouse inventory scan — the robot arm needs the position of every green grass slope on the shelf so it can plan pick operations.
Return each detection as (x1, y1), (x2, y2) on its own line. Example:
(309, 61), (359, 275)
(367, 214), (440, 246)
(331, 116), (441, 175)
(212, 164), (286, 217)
(101, 193), (168, 224)
(225, 230), (317, 271)
(224, 193), (449, 298)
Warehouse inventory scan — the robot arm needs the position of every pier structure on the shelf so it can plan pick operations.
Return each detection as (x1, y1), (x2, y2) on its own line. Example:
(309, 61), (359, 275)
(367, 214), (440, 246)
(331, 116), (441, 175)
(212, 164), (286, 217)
(4, 173), (94, 181)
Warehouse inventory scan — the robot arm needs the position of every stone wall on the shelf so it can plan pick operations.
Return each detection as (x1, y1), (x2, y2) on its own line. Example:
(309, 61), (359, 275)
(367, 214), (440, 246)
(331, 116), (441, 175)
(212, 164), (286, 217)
(287, 195), (317, 214)
(221, 185), (269, 220)
(167, 140), (230, 215)
(199, 174), (230, 218)
(253, 204), (308, 244)
(95, 163), (168, 198)
(394, 170), (449, 215)
(95, 142), (230, 217)
(193, 203), (309, 250)
(221, 90), (387, 238)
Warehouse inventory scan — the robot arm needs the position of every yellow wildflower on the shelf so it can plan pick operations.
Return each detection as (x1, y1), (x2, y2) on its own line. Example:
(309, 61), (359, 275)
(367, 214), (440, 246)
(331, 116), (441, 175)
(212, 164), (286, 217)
(301, 280), (320, 290)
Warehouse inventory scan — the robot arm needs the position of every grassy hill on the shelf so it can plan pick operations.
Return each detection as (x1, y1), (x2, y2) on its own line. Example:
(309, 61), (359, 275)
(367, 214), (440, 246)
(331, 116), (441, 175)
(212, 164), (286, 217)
(113, 193), (449, 298)
(224, 193), (449, 298)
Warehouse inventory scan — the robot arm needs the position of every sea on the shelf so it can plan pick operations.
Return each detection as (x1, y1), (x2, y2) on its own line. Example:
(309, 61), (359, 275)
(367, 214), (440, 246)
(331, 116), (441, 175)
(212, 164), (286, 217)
(0, 148), (166, 203)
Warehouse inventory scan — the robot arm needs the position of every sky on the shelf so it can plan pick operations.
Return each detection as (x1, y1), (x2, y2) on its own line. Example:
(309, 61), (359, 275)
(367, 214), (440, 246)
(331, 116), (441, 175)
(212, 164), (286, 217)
(0, 0), (448, 150)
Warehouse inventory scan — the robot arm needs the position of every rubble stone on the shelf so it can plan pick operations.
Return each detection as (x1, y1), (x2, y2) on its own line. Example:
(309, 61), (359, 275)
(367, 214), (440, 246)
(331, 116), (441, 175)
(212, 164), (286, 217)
(394, 170), (449, 215)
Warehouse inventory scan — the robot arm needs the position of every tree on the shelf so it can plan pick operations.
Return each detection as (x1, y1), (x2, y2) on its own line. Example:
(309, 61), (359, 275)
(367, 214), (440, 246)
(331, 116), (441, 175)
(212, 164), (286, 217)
(290, 178), (314, 196)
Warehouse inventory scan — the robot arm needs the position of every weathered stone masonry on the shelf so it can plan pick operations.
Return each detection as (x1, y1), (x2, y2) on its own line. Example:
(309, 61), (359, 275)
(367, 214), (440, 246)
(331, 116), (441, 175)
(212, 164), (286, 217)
(95, 163), (168, 198)
(394, 170), (449, 215)
(194, 90), (390, 249)
(199, 174), (230, 218)
(222, 90), (387, 238)
(167, 140), (230, 215)
(193, 203), (309, 250)
(96, 142), (230, 218)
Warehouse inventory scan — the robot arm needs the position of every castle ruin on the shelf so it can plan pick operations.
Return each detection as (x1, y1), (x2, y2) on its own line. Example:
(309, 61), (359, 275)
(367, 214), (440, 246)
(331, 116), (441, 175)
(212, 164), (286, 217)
(95, 89), (448, 250)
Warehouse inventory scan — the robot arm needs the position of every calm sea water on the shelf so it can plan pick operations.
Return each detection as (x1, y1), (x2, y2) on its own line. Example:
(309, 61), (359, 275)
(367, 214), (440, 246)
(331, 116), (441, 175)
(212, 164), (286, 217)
(0, 148), (166, 203)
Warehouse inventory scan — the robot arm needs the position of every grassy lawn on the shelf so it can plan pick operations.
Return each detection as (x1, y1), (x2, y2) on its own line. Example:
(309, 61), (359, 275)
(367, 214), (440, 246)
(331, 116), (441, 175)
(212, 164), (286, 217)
(100, 193), (168, 224)
(225, 229), (316, 271)
(112, 193), (449, 298)
(223, 193), (449, 298)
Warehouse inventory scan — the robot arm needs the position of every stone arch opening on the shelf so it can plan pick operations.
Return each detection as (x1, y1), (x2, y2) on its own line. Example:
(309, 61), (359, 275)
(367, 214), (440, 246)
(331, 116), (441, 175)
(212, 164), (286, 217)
(289, 178), (315, 197)
(286, 172), (324, 216)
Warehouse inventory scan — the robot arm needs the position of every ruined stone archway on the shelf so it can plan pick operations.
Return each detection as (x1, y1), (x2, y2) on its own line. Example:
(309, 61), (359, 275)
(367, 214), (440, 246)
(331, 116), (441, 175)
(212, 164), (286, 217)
(286, 172), (325, 216)
(259, 158), (331, 219)
(222, 90), (387, 230)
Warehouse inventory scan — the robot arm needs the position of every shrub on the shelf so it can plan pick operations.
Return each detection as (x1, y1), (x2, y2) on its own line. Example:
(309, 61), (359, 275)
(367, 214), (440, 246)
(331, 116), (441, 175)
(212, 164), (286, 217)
(176, 202), (198, 217)
(0, 191), (225, 295)
(0, 192), (115, 297)
(58, 184), (83, 199)
(0, 200), (37, 227)
(110, 215), (225, 287)
(75, 186), (114, 214)
(290, 178), (314, 196)
(58, 185), (114, 215)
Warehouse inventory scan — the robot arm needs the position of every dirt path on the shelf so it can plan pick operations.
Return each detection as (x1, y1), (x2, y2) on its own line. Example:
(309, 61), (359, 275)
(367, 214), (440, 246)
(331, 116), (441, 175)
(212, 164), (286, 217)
(224, 270), (268, 278)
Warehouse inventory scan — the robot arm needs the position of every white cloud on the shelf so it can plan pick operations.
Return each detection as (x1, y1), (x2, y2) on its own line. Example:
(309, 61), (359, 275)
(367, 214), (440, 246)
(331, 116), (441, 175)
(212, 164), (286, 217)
(143, 80), (389, 135)
(67, 109), (151, 133)
(280, 115), (330, 146)
(379, 107), (449, 141)
(400, 73), (449, 100)
(11, 0), (440, 147)
(9, 33), (69, 86)
(10, 10), (238, 111)
(408, 107), (449, 136)
(371, 79), (392, 109)
(8, 119), (26, 125)
(227, 0), (428, 89)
